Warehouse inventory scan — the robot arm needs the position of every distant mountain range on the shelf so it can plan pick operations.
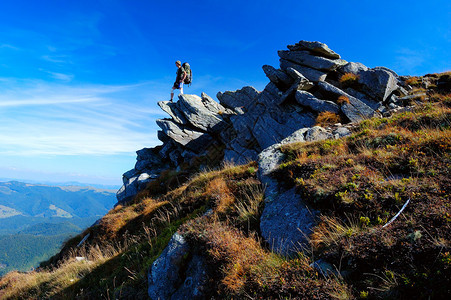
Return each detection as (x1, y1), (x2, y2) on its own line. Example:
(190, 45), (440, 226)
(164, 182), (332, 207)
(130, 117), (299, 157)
(0, 181), (117, 221)
(0, 180), (117, 276)
(0, 178), (120, 190)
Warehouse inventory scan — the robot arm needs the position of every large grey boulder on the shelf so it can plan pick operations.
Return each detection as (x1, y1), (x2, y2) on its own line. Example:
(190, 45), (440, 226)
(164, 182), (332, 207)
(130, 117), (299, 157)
(373, 66), (399, 77)
(278, 50), (347, 71)
(135, 148), (164, 172)
(252, 108), (315, 150)
(287, 40), (341, 59)
(156, 119), (213, 152)
(158, 101), (188, 125)
(116, 146), (169, 203)
(148, 233), (189, 299)
(224, 140), (259, 164)
(177, 94), (225, 132)
(333, 126), (352, 139)
(358, 68), (399, 102)
(252, 114), (288, 149)
(200, 92), (234, 115)
(280, 59), (327, 82)
(262, 65), (293, 86)
(260, 188), (318, 256)
(305, 126), (334, 141)
(116, 175), (139, 203)
(295, 90), (340, 113)
(317, 81), (377, 122)
(257, 131), (318, 256)
(286, 67), (313, 84)
(148, 233), (209, 300)
(258, 82), (283, 106)
(216, 86), (259, 111)
(170, 255), (209, 300)
(116, 172), (155, 204)
(338, 62), (368, 74)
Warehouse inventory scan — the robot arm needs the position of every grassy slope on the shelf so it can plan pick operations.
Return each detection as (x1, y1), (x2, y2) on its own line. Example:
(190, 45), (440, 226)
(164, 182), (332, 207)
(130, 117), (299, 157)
(0, 75), (449, 299)
(275, 93), (451, 299)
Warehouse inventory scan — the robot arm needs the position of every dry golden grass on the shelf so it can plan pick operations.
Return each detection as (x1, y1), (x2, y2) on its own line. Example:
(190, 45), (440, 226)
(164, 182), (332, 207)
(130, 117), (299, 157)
(339, 72), (359, 87)
(310, 215), (361, 248)
(234, 183), (264, 223)
(185, 219), (278, 293)
(316, 111), (341, 126)
(206, 177), (235, 214)
(0, 241), (123, 299)
(404, 76), (420, 86)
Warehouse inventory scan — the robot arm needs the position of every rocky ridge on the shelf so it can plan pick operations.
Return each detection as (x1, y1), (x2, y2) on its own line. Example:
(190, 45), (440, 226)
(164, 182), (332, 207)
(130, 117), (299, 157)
(117, 40), (411, 207)
(114, 40), (426, 299)
(117, 40), (416, 257)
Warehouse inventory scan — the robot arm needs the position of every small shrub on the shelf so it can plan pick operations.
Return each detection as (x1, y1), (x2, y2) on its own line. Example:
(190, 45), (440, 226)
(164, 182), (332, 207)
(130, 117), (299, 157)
(339, 73), (360, 88)
(206, 177), (235, 214)
(247, 166), (257, 175)
(405, 76), (420, 86)
(316, 111), (341, 126)
(360, 290), (369, 298)
(359, 216), (370, 227)
(337, 95), (350, 105)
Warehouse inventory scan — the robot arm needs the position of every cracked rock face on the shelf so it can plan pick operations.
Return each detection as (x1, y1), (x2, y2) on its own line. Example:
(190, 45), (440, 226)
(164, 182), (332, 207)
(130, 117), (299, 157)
(148, 233), (209, 300)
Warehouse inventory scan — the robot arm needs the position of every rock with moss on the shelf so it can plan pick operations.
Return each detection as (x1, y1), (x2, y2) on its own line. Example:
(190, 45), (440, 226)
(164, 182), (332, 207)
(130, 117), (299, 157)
(305, 126), (334, 141)
(260, 188), (318, 256)
(148, 233), (209, 300)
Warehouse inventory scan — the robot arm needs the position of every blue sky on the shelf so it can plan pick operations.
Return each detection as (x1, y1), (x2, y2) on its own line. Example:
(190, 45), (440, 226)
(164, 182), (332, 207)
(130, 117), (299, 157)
(0, 0), (449, 187)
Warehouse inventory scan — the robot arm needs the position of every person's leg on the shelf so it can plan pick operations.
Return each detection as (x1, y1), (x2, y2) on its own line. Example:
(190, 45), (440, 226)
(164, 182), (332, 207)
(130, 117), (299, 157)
(170, 86), (176, 101)
(180, 83), (184, 95)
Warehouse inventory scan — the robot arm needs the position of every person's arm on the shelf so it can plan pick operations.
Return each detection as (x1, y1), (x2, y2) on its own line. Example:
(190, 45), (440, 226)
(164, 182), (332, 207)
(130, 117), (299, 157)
(180, 71), (186, 82)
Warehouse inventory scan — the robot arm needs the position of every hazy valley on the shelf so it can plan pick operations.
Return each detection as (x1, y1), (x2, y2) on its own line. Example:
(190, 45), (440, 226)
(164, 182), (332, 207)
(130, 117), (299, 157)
(0, 181), (116, 276)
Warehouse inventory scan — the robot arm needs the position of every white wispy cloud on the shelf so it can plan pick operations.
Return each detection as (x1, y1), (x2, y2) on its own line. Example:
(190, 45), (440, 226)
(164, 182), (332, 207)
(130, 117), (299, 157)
(0, 44), (19, 50)
(393, 48), (428, 75)
(41, 54), (72, 64)
(0, 79), (167, 156)
(39, 69), (74, 82)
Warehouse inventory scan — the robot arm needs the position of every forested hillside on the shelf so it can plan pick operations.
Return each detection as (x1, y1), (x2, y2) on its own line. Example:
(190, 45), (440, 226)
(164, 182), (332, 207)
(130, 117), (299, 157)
(0, 182), (116, 276)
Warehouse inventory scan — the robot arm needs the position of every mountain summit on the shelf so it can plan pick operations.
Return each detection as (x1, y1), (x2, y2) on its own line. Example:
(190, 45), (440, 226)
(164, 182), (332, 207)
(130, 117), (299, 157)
(117, 40), (411, 205)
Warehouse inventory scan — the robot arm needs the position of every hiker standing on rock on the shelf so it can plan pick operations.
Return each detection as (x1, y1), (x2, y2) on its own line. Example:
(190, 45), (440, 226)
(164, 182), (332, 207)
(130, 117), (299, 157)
(170, 60), (186, 102)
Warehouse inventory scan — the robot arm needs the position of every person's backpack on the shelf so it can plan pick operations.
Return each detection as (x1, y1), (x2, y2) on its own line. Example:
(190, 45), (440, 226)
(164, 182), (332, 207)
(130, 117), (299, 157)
(182, 62), (192, 85)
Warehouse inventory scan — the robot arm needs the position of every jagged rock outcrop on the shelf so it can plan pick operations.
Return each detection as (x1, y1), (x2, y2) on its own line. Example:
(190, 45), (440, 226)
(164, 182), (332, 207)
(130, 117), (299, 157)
(118, 39), (410, 254)
(122, 39), (419, 299)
